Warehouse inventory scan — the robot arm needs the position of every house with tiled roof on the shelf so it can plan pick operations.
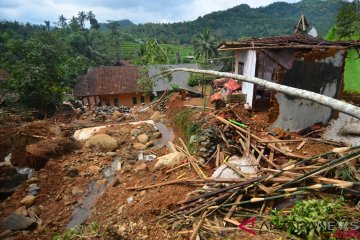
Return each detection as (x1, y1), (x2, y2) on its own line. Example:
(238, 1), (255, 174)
(74, 66), (151, 108)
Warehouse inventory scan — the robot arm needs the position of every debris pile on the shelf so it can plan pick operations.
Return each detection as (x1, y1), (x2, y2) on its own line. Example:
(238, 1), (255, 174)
(127, 109), (360, 239)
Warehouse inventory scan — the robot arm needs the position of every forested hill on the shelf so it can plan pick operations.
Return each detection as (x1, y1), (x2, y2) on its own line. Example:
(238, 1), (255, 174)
(115, 0), (344, 44)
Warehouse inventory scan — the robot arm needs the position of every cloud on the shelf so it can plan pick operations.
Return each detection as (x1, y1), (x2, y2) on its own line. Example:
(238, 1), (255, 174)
(0, 0), (300, 25)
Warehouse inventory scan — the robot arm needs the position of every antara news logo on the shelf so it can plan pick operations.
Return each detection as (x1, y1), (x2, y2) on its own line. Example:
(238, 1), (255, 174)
(237, 217), (359, 238)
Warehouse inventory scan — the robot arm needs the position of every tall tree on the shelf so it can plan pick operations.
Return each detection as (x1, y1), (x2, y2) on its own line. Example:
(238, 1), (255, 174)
(44, 20), (50, 31)
(69, 16), (81, 32)
(193, 28), (218, 60)
(58, 14), (67, 28)
(326, 0), (360, 40)
(0, 34), (67, 108)
(77, 11), (87, 29)
(88, 11), (100, 30)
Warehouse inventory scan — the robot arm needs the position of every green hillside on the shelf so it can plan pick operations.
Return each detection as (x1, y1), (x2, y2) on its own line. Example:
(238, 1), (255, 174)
(116, 0), (344, 44)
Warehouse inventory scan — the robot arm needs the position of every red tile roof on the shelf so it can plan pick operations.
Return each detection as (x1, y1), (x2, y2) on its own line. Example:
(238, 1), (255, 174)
(74, 66), (140, 97)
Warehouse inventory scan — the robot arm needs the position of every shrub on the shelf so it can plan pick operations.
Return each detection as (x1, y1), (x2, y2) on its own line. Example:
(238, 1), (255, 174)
(270, 197), (349, 239)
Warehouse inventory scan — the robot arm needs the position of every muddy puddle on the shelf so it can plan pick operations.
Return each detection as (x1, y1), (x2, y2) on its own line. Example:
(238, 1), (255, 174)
(154, 122), (174, 146)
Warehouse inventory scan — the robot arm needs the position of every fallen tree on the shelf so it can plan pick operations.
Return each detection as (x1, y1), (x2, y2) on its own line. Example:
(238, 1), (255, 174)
(161, 68), (360, 119)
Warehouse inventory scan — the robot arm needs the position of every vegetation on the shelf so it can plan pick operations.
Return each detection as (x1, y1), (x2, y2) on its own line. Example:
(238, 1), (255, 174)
(175, 109), (200, 140)
(122, 0), (344, 44)
(325, 0), (360, 93)
(270, 197), (357, 239)
(52, 222), (103, 240)
(193, 28), (218, 60)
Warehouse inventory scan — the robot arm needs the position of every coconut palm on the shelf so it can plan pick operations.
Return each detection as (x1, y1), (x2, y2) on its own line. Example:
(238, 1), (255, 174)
(58, 14), (67, 28)
(193, 28), (218, 60)
(77, 11), (87, 29)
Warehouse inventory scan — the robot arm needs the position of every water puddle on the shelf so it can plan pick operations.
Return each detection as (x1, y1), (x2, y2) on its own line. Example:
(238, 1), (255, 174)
(154, 122), (174, 146)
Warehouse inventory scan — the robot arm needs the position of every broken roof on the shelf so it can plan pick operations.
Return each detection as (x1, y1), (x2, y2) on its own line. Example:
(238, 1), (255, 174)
(149, 64), (201, 94)
(218, 33), (359, 51)
(74, 66), (140, 97)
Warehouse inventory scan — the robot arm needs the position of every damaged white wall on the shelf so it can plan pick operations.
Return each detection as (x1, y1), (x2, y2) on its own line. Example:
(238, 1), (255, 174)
(235, 50), (256, 108)
(271, 49), (346, 132)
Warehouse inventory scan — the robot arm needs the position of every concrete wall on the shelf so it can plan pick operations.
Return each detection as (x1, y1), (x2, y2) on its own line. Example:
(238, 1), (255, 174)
(82, 93), (151, 108)
(236, 50), (257, 107)
(270, 49), (346, 131)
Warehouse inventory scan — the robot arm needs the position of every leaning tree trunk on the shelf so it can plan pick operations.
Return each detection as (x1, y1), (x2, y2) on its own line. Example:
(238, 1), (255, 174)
(166, 68), (360, 119)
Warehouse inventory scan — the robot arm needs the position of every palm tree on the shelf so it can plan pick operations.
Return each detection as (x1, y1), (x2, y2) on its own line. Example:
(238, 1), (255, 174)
(88, 11), (100, 30)
(58, 14), (67, 28)
(44, 21), (50, 31)
(193, 28), (218, 60)
(77, 11), (87, 29)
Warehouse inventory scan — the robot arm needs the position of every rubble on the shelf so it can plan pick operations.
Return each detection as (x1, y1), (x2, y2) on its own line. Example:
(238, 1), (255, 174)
(20, 195), (36, 207)
(0, 93), (359, 240)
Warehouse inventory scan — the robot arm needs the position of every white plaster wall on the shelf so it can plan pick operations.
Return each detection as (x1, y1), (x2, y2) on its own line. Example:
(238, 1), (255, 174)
(236, 50), (257, 107)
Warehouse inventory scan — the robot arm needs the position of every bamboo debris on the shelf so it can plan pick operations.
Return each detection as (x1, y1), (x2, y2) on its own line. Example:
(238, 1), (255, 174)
(155, 112), (360, 237)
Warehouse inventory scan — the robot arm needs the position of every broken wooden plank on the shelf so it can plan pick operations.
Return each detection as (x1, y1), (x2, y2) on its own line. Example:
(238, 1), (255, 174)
(296, 140), (307, 150)
(224, 194), (243, 226)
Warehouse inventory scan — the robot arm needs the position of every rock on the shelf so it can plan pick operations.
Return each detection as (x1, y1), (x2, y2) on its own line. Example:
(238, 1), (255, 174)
(197, 157), (206, 165)
(131, 129), (141, 137)
(50, 126), (62, 137)
(27, 177), (39, 184)
(134, 163), (148, 173)
(145, 141), (154, 148)
(118, 225), (127, 235)
(154, 152), (186, 169)
(198, 136), (207, 142)
(112, 110), (122, 119)
(85, 134), (118, 151)
(199, 147), (207, 152)
(27, 183), (40, 196)
(71, 186), (84, 196)
(15, 206), (28, 217)
(137, 134), (149, 144)
(118, 205), (126, 215)
(20, 195), (35, 207)
(1, 213), (36, 231)
(106, 152), (117, 157)
(88, 165), (101, 173)
(133, 143), (147, 150)
(189, 135), (198, 144)
(200, 141), (211, 147)
(127, 196), (134, 204)
(96, 179), (107, 187)
(67, 167), (79, 178)
(152, 132), (162, 139)
(150, 111), (166, 121)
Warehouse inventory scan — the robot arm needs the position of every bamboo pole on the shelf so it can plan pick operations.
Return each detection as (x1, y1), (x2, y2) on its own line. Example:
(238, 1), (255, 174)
(281, 149), (360, 188)
(163, 68), (360, 119)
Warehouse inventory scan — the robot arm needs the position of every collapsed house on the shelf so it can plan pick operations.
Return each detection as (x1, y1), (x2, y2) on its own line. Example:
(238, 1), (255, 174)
(218, 33), (358, 132)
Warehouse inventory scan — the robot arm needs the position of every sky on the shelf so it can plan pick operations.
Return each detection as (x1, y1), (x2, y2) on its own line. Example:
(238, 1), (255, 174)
(0, 0), (301, 25)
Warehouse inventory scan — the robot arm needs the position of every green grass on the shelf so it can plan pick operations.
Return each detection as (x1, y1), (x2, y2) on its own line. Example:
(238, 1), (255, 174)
(344, 48), (360, 94)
